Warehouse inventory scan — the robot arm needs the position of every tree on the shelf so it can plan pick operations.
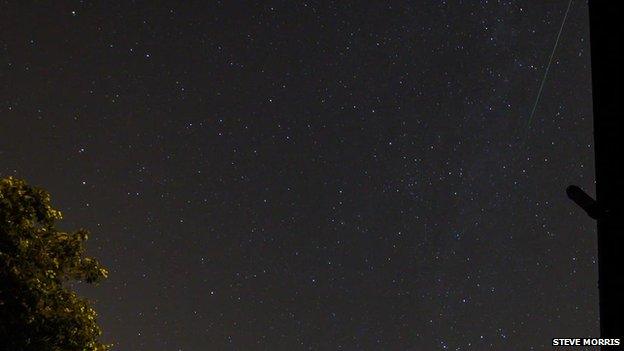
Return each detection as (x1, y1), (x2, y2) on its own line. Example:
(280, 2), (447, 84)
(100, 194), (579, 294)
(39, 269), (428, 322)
(0, 176), (110, 350)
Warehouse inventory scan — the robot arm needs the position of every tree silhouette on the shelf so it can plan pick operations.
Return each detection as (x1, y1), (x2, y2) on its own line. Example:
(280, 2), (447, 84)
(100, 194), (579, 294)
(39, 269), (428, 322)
(0, 177), (110, 350)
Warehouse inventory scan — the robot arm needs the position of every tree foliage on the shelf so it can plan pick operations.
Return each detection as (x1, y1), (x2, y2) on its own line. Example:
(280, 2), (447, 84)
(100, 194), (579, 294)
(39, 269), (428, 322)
(0, 176), (110, 350)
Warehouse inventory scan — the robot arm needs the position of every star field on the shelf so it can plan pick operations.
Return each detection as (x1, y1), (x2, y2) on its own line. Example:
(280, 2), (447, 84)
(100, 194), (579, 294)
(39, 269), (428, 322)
(1, 1), (597, 350)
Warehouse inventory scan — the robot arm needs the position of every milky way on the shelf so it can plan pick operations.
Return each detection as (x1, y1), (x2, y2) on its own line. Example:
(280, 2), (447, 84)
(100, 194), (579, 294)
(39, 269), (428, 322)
(1, 1), (597, 349)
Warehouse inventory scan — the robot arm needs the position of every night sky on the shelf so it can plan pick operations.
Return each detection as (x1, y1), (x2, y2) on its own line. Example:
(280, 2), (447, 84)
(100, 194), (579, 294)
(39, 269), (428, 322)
(1, 1), (598, 350)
